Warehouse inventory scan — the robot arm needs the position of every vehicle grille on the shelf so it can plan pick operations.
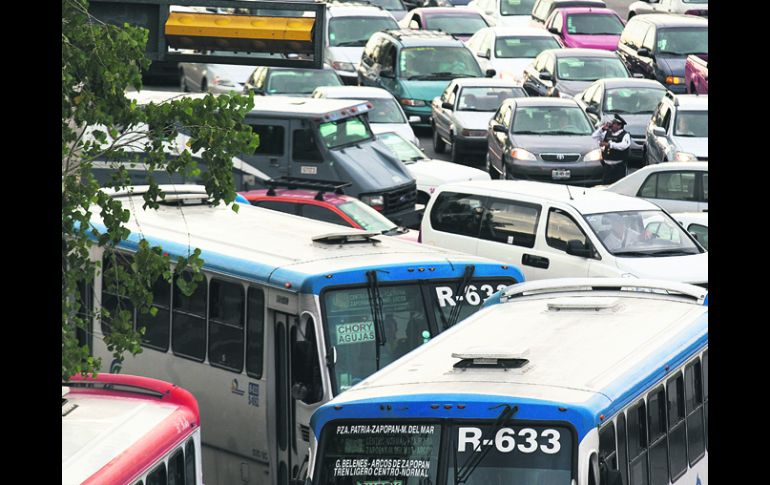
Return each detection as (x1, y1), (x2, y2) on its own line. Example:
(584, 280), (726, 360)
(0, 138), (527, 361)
(384, 182), (417, 214)
(540, 153), (581, 163)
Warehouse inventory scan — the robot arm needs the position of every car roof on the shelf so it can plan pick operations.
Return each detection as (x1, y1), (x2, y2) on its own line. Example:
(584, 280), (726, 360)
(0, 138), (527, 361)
(598, 77), (667, 90)
(435, 180), (657, 214)
(313, 86), (396, 99)
(327, 3), (394, 18)
(506, 96), (578, 108)
(266, 65), (337, 73)
(669, 94), (708, 110)
(549, 47), (621, 58)
(555, 6), (619, 15)
(245, 96), (371, 117)
(487, 26), (562, 37)
(382, 29), (465, 46)
(412, 7), (483, 16)
(632, 14), (708, 27)
(552, 0), (606, 5)
(451, 77), (524, 87)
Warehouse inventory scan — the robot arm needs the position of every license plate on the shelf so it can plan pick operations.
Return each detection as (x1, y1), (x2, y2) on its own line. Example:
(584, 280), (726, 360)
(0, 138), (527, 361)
(552, 169), (571, 180)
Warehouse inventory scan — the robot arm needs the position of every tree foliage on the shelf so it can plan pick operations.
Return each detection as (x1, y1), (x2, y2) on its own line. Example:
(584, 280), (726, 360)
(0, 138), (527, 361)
(62, 0), (258, 380)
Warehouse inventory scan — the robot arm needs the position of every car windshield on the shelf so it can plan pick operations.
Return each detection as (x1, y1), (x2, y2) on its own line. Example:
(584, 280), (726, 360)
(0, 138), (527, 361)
(378, 132), (426, 163)
(316, 421), (574, 484)
(501, 0), (537, 16)
(360, 0), (405, 10)
(368, 98), (407, 123)
(512, 106), (593, 135)
(683, 0), (707, 3)
(337, 200), (398, 232)
(400, 47), (483, 80)
(656, 28), (708, 56)
(673, 111), (708, 137)
(458, 86), (527, 112)
(566, 13), (624, 35)
(318, 116), (374, 148)
(604, 87), (666, 114)
(585, 210), (702, 257)
(328, 17), (399, 47)
(322, 278), (514, 394)
(495, 36), (562, 58)
(557, 57), (629, 81)
(267, 70), (342, 94)
(425, 14), (488, 36)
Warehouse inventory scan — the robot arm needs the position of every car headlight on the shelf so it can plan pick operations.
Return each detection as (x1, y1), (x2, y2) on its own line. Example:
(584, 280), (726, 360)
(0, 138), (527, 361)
(461, 129), (488, 137)
(510, 148), (537, 161)
(674, 151), (697, 162)
(665, 76), (685, 85)
(361, 194), (385, 211)
(212, 76), (235, 87)
(331, 61), (356, 72)
(583, 148), (603, 162)
(400, 98), (427, 107)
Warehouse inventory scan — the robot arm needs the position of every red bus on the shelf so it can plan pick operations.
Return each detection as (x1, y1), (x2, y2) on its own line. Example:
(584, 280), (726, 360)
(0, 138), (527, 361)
(62, 373), (202, 485)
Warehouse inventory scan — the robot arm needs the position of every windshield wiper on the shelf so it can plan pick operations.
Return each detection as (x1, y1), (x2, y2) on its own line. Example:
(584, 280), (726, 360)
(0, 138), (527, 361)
(366, 270), (387, 371)
(445, 265), (476, 330)
(645, 248), (700, 256)
(613, 250), (655, 257)
(334, 40), (366, 47)
(549, 130), (587, 135)
(512, 130), (544, 135)
(454, 404), (519, 484)
(408, 71), (457, 80)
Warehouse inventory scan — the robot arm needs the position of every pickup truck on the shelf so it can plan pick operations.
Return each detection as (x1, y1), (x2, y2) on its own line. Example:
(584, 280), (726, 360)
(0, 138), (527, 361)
(685, 54), (708, 95)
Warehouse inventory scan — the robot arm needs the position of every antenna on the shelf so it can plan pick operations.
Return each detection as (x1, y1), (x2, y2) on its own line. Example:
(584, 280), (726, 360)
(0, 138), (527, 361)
(565, 184), (574, 201)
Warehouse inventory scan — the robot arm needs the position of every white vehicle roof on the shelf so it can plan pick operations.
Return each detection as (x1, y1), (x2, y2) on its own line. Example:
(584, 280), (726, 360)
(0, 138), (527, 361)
(449, 77), (524, 88)
(246, 96), (372, 117)
(330, 278), (708, 406)
(434, 180), (659, 215)
(671, 94), (708, 110)
(313, 86), (396, 100)
(327, 3), (395, 18)
(487, 26), (563, 37)
(126, 90), (210, 105)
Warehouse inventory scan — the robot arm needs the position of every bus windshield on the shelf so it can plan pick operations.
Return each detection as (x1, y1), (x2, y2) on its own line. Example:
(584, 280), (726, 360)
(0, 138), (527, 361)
(322, 279), (512, 394)
(316, 421), (574, 484)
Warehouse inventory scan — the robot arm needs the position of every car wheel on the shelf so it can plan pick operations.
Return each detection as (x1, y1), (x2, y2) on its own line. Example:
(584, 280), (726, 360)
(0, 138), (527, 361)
(449, 134), (460, 164)
(432, 124), (447, 153)
(201, 78), (208, 93)
(486, 154), (499, 180)
(501, 161), (509, 180)
(180, 70), (189, 92)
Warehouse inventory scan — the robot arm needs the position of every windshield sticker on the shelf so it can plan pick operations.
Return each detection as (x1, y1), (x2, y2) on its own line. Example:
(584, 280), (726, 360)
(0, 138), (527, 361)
(434, 284), (507, 308)
(567, 17), (576, 34)
(336, 321), (376, 345)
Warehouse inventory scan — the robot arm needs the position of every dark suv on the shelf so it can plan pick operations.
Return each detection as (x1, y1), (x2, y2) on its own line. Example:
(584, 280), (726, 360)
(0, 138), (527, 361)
(617, 14), (708, 94)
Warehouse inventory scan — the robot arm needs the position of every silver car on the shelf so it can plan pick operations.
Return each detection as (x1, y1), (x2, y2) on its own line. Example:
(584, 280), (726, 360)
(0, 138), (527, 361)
(628, 0), (708, 20)
(179, 53), (262, 93)
(645, 92), (707, 164)
(431, 78), (528, 163)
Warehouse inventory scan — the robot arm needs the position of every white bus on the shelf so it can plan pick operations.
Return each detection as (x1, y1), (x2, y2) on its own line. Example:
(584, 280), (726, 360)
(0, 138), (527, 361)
(84, 185), (524, 485)
(308, 278), (708, 485)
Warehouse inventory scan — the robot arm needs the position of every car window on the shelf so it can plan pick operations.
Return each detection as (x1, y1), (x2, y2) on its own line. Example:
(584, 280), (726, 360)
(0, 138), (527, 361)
(655, 171), (697, 201)
(546, 208), (589, 252)
(380, 41), (397, 72)
(701, 173), (708, 202)
(638, 173), (657, 198)
(674, 111), (708, 137)
(589, 84), (603, 106)
(328, 17), (399, 47)
(399, 47), (483, 79)
(441, 83), (454, 102)
(248, 124), (285, 155)
(533, 53), (547, 71)
(301, 204), (350, 226)
(430, 191), (486, 237)
(447, 85), (459, 106)
(368, 98), (407, 123)
(425, 14), (488, 36)
(267, 70), (342, 95)
(661, 106), (672, 131)
(253, 200), (300, 215)
(687, 223), (708, 250)
(512, 106), (593, 135)
(581, 83), (598, 103)
(641, 25), (655, 51)
(480, 197), (541, 248)
(566, 13), (624, 35)
(458, 86), (526, 112)
(495, 36), (561, 59)
(545, 54), (556, 74)
(501, 104), (513, 128)
(556, 57), (628, 81)
(605, 87), (665, 115)
(318, 116), (373, 149)
(550, 12), (563, 33)
(293, 129), (324, 162)
(656, 27), (708, 56)
(501, 0), (536, 16)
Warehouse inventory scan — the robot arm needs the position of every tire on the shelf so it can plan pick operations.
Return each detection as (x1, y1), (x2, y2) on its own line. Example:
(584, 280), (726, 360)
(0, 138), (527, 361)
(200, 78), (208, 93)
(501, 161), (509, 180)
(449, 135), (460, 164)
(180, 70), (189, 92)
(432, 124), (447, 153)
(486, 154), (499, 180)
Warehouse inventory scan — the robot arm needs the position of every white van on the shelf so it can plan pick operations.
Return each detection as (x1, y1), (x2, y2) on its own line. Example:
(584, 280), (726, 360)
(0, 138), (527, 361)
(421, 180), (708, 285)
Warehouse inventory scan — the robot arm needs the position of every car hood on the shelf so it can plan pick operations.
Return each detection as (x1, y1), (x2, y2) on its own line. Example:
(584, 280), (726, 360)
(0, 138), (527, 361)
(327, 47), (364, 65)
(564, 34), (620, 51)
(331, 142), (415, 192)
(656, 55), (686, 76)
(407, 158), (490, 188)
(614, 252), (708, 285)
(671, 136), (708, 157)
(454, 111), (496, 130)
(511, 134), (597, 153)
(208, 64), (258, 84)
(555, 79), (594, 96)
(491, 59), (532, 81)
(398, 79), (454, 101)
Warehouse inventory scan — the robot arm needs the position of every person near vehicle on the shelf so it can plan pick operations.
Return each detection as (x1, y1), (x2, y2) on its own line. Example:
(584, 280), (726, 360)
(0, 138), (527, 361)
(602, 213), (640, 251)
(592, 114), (631, 184)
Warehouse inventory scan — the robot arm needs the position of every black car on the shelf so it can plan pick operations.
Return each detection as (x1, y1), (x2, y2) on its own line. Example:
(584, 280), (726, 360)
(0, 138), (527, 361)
(617, 14), (708, 94)
(573, 77), (666, 163)
(522, 48), (631, 98)
(486, 97), (604, 185)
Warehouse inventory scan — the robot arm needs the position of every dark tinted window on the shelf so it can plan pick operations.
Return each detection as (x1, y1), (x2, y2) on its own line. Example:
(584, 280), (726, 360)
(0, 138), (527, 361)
(546, 208), (588, 252)
(185, 440), (196, 485)
(137, 276), (171, 351)
(291, 317), (323, 404)
(250, 124), (285, 155)
(252, 200), (300, 215)
(101, 253), (135, 336)
(656, 172), (697, 201)
(430, 191), (486, 237)
(638, 174), (657, 198)
(168, 448), (185, 485)
(627, 400), (648, 485)
(301, 204), (349, 226)
(208, 279), (245, 372)
(480, 197), (541, 248)
(647, 387), (668, 485)
(685, 359), (705, 464)
(246, 287), (266, 378)
(599, 423), (617, 472)
(172, 273), (207, 361)
(146, 463), (167, 485)
(616, 413), (629, 485)
(292, 129), (324, 162)
(667, 372), (687, 480)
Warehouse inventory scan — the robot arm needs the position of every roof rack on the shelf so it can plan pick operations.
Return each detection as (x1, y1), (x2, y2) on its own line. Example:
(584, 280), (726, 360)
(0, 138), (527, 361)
(264, 177), (352, 200)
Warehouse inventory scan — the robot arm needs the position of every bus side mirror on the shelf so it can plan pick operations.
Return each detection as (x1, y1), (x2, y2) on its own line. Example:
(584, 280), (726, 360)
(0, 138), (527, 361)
(291, 382), (309, 401)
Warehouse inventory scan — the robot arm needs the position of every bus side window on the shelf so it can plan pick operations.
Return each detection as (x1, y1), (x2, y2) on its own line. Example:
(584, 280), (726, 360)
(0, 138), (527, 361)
(168, 448), (185, 485)
(146, 462), (167, 485)
(646, 386), (668, 485)
(702, 350), (708, 451)
(172, 272), (208, 362)
(101, 252), (135, 336)
(616, 413), (629, 485)
(246, 287), (266, 379)
(626, 399), (648, 485)
(208, 278), (245, 373)
(666, 372), (687, 481)
(684, 358), (705, 465)
(598, 422), (616, 471)
(291, 316), (323, 405)
(184, 439), (196, 485)
(137, 276), (171, 352)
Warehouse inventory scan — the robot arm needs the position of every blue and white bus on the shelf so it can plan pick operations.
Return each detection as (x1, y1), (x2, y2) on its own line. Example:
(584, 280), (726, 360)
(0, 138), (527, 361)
(84, 185), (524, 485)
(308, 279), (708, 485)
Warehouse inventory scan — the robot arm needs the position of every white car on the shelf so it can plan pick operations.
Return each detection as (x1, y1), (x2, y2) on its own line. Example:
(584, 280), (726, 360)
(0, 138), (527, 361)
(311, 86), (419, 146)
(672, 212), (708, 250)
(465, 27), (563, 82)
(645, 93), (708, 164)
(603, 161), (708, 213)
(323, 4), (399, 85)
(421, 180), (708, 284)
(376, 131), (490, 204)
(468, 0), (538, 28)
(628, 0), (708, 20)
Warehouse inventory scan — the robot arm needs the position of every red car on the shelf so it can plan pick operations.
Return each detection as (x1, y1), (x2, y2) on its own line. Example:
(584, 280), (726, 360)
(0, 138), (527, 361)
(240, 183), (419, 242)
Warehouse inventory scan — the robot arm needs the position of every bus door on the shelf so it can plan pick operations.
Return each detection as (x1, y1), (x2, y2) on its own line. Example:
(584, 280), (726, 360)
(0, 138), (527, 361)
(273, 311), (295, 485)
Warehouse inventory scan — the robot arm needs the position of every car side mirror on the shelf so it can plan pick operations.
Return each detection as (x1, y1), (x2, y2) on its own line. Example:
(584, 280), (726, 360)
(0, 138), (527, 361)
(566, 240), (593, 258)
(637, 47), (653, 58)
(492, 124), (507, 133)
(539, 70), (553, 81)
(478, 50), (491, 59)
(442, 101), (454, 110)
(548, 27), (559, 35)
(585, 105), (599, 116)
(652, 126), (666, 137)
(380, 69), (395, 78)
(485, 68), (497, 78)
(291, 382), (309, 401)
